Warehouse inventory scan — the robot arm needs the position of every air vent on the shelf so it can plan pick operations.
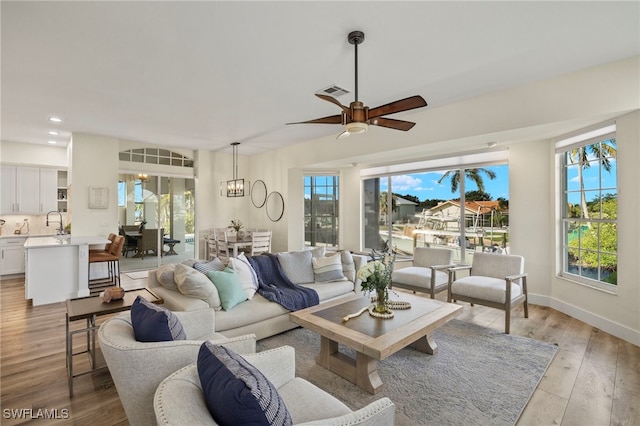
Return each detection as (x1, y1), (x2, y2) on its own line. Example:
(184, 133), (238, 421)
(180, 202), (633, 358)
(317, 84), (350, 98)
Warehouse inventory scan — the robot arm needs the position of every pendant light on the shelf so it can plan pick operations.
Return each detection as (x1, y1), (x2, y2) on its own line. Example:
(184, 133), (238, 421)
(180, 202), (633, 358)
(226, 142), (245, 197)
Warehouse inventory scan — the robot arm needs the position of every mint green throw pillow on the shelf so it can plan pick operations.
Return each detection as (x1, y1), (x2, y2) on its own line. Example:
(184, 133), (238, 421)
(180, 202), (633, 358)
(206, 268), (248, 311)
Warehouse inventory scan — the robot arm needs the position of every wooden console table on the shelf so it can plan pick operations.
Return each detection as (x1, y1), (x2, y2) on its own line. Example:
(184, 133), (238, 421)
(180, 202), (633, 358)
(65, 288), (162, 397)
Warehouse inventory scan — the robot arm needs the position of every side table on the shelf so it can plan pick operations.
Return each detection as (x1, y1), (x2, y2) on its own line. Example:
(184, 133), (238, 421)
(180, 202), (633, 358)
(65, 288), (162, 397)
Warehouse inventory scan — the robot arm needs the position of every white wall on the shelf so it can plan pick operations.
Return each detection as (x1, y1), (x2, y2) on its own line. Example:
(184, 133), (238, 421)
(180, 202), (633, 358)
(545, 112), (639, 345)
(0, 140), (68, 168)
(68, 133), (120, 237)
(508, 140), (553, 299)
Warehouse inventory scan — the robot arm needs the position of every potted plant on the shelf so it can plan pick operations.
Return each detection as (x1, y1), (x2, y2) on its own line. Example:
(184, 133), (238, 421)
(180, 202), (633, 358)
(229, 219), (244, 239)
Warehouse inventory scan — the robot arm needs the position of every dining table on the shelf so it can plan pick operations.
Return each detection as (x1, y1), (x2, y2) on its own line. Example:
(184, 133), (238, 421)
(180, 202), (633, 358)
(225, 234), (253, 257)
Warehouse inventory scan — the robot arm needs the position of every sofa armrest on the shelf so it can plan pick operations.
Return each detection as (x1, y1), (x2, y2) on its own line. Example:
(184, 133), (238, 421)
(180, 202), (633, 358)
(351, 254), (368, 295)
(241, 345), (295, 388)
(154, 364), (220, 426)
(209, 334), (257, 355)
(147, 269), (161, 289)
(298, 397), (395, 426)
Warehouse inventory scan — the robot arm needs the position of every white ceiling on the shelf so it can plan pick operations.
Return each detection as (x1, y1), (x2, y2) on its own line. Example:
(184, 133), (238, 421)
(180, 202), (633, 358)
(2, 1), (639, 157)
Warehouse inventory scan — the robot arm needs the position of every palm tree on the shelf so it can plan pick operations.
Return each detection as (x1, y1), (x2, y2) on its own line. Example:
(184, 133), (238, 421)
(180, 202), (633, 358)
(379, 192), (397, 225)
(568, 139), (616, 220)
(437, 168), (497, 193)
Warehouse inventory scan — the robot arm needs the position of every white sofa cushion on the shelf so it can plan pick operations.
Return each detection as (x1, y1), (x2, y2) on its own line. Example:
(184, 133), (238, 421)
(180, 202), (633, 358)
(277, 251), (314, 284)
(156, 264), (177, 291)
(312, 253), (345, 282)
(302, 281), (354, 302)
(229, 253), (259, 299)
(215, 294), (290, 332)
(174, 264), (222, 311)
(340, 250), (356, 281)
(451, 276), (522, 304)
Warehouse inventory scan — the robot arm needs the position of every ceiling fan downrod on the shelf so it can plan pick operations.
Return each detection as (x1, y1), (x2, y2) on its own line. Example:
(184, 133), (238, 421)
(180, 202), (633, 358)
(348, 31), (364, 103)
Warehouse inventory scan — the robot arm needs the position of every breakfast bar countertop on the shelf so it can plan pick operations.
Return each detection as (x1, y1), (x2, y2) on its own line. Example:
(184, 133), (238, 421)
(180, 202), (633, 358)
(24, 235), (109, 248)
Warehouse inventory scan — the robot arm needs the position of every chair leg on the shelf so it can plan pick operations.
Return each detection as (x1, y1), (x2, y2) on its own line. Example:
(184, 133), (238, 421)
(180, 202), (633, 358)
(505, 305), (511, 334)
(114, 259), (120, 287)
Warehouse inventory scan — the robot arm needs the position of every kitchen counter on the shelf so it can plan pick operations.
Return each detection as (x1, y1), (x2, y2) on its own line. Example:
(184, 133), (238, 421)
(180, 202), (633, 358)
(24, 235), (108, 248)
(24, 235), (110, 305)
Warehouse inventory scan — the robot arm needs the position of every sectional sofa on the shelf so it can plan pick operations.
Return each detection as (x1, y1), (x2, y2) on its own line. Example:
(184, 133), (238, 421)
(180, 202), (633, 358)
(147, 249), (368, 339)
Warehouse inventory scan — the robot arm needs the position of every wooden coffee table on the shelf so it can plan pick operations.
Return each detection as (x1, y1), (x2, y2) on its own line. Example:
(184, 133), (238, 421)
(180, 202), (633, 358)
(289, 292), (461, 394)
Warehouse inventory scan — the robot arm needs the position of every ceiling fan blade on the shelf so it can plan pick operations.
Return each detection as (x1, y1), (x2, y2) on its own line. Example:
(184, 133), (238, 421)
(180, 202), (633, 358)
(368, 95), (427, 119)
(286, 114), (342, 125)
(315, 94), (350, 115)
(370, 117), (416, 131)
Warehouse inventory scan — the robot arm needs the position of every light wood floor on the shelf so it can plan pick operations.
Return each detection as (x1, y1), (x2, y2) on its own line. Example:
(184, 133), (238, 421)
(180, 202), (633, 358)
(1, 275), (638, 426)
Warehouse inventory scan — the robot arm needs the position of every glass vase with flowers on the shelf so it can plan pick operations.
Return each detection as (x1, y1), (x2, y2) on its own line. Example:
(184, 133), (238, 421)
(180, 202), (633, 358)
(357, 249), (396, 314)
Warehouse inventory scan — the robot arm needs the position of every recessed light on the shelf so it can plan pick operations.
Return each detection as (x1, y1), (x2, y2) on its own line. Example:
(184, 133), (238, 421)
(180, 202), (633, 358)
(487, 142), (498, 148)
(49, 117), (62, 123)
(47, 140), (57, 144)
(48, 131), (59, 136)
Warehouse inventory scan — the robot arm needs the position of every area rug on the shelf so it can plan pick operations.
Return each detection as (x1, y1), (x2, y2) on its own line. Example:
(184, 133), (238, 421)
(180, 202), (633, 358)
(123, 271), (149, 280)
(257, 319), (558, 426)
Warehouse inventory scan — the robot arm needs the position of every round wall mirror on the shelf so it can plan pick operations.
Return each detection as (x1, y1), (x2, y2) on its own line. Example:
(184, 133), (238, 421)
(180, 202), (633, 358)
(266, 191), (285, 222)
(251, 180), (267, 208)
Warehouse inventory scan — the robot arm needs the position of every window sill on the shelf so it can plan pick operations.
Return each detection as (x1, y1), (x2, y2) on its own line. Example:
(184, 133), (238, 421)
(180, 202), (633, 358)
(557, 273), (617, 295)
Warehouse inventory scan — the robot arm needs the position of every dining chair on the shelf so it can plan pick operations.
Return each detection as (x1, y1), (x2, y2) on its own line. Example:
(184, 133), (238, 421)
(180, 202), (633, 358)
(214, 228), (231, 260)
(120, 226), (139, 258)
(447, 252), (528, 334)
(249, 230), (272, 255)
(137, 228), (164, 260)
(207, 237), (218, 260)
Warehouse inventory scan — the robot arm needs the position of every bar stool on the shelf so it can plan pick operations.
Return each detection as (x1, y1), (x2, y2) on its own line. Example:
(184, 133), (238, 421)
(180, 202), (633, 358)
(88, 235), (125, 293)
(89, 233), (116, 255)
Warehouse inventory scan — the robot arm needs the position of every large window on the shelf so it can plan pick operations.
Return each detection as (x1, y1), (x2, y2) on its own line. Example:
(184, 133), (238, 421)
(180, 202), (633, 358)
(558, 124), (617, 287)
(363, 164), (509, 263)
(304, 175), (339, 247)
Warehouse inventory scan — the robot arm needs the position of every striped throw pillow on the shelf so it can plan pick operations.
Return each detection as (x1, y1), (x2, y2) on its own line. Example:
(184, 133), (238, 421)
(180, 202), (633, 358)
(312, 253), (345, 282)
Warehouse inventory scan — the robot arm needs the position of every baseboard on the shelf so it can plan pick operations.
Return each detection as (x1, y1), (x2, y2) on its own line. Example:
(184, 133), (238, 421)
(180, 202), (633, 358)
(529, 293), (640, 346)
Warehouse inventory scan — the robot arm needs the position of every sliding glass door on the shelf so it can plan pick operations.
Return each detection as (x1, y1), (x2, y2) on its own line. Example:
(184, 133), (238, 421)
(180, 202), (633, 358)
(118, 173), (195, 272)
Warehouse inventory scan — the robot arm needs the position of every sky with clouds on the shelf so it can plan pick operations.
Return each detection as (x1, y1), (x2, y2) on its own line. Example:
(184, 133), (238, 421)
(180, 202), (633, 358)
(380, 165), (509, 201)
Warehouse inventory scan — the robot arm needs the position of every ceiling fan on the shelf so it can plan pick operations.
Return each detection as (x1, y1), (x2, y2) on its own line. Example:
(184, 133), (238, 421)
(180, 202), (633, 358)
(287, 30), (428, 138)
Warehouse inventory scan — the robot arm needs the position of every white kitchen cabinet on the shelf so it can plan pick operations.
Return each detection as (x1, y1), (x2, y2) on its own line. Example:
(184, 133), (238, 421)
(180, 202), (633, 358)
(39, 168), (58, 213)
(0, 165), (60, 214)
(0, 166), (17, 214)
(0, 236), (28, 275)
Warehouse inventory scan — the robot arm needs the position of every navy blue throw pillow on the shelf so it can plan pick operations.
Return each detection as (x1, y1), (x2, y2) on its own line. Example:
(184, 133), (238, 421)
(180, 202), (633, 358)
(130, 296), (186, 342)
(197, 342), (292, 426)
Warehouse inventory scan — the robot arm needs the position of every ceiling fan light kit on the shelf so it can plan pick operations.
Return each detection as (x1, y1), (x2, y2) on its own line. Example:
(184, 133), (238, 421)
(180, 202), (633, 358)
(346, 121), (368, 134)
(287, 30), (428, 137)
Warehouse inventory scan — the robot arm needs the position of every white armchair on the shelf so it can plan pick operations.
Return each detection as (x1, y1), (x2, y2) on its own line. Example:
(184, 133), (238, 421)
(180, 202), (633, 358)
(98, 309), (256, 426)
(154, 345), (396, 425)
(390, 247), (455, 298)
(447, 252), (528, 334)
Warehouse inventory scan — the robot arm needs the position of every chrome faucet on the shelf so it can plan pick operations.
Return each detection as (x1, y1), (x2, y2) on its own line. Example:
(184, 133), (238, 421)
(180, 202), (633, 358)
(46, 211), (64, 235)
